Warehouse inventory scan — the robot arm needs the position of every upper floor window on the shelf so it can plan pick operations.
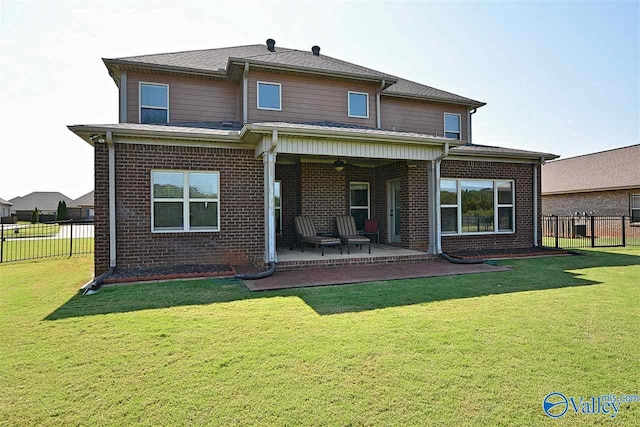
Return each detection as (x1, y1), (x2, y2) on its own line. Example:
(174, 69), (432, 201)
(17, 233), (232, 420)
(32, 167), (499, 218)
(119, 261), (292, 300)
(151, 170), (219, 233)
(631, 195), (640, 223)
(444, 113), (461, 140)
(140, 83), (169, 124)
(257, 81), (282, 110)
(348, 91), (369, 118)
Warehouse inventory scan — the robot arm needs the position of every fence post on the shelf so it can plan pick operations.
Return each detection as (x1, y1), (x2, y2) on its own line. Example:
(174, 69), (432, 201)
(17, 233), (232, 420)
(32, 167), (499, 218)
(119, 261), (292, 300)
(622, 216), (626, 247)
(0, 223), (3, 264)
(69, 220), (73, 257)
(554, 216), (559, 248)
(590, 216), (595, 248)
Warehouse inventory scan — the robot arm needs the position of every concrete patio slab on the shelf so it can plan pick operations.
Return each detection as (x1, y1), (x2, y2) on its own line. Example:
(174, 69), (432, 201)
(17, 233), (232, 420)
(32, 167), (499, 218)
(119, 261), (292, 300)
(243, 260), (510, 291)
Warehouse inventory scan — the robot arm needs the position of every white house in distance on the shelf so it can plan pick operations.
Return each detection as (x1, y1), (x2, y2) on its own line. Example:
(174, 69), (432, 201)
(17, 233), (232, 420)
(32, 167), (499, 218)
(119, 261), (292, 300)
(0, 197), (11, 218)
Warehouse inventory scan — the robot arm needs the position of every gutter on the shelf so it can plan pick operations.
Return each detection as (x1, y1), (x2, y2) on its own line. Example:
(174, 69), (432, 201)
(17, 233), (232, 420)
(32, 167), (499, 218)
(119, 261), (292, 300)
(381, 91), (486, 109)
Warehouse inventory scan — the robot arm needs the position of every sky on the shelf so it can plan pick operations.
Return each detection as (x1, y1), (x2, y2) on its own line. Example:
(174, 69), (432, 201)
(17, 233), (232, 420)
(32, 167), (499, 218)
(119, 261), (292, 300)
(0, 0), (638, 200)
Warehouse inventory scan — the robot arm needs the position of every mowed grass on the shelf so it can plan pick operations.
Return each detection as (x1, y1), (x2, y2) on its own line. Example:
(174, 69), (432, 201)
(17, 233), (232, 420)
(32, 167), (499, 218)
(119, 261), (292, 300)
(0, 249), (638, 426)
(3, 223), (60, 238)
(1, 238), (93, 262)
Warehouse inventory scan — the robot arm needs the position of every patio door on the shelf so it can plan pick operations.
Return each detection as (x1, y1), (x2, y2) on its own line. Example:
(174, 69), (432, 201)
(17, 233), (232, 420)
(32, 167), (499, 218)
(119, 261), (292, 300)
(388, 180), (401, 243)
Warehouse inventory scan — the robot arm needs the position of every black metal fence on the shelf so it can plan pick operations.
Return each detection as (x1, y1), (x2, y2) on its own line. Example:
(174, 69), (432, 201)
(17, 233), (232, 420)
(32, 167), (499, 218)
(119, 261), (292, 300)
(542, 215), (640, 249)
(0, 219), (94, 263)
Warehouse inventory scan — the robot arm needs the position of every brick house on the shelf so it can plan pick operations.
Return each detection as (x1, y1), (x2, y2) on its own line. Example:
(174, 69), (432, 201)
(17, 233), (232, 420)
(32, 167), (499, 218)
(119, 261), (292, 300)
(68, 39), (557, 277)
(542, 144), (640, 220)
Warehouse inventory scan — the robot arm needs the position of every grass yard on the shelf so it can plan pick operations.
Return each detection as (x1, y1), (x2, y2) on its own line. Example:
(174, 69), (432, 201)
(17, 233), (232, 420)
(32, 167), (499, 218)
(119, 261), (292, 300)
(0, 248), (638, 425)
(0, 238), (94, 262)
(3, 223), (60, 238)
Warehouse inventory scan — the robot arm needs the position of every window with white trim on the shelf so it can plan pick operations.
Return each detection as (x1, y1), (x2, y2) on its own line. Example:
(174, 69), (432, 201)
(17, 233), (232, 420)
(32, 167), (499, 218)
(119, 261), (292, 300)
(257, 81), (282, 110)
(631, 195), (640, 223)
(440, 179), (515, 234)
(348, 91), (369, 118)
(140, 83), (169, 123)
(151, 171), (219, 232)
(275, 181), (282, 234)
(350, 182), (370, 230)
(444, 113), (461, 140)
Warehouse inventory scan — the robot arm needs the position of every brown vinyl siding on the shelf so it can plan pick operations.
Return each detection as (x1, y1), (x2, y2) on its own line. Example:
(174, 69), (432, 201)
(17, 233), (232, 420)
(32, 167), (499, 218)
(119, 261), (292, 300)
(247, 70), (378, 127)
(126, 71), (240, 123)
(381, 97), (468, 140)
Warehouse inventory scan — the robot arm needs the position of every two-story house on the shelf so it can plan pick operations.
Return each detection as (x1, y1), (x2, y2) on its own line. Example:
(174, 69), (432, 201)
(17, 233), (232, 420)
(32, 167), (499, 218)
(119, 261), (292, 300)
(69, 39), (558, 278)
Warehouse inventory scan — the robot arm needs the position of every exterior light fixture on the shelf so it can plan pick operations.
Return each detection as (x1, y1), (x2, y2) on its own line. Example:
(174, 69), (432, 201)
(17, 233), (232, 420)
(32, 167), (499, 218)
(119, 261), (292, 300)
(334, 160), (346, 172)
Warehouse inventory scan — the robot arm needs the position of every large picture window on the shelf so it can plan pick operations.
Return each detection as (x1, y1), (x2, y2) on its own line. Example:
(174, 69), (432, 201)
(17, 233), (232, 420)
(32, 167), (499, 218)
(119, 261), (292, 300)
(152, 170), (219, 232)
(631, 195), (640, 223)
(350, 182), (370, 230)
(440, 179), (515, 234)
(140, 83), (169, 124)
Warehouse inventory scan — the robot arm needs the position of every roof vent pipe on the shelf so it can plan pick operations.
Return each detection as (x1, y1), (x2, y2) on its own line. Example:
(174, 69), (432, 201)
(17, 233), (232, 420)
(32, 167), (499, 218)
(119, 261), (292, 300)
(266, 38), (276, 52)
(311, 45), (320, 56)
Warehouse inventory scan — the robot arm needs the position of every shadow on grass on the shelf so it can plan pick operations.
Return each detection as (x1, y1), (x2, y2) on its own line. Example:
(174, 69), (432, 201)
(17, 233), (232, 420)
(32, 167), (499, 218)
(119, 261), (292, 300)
(44, 249), (640, 319)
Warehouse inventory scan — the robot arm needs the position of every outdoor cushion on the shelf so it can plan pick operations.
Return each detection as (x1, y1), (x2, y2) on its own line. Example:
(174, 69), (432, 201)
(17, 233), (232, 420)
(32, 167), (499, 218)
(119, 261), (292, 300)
(302, 235), (341, 245)
(339, 234), (370, 243)
(336, 215), (359, 237)
(294, 216), (317, 237)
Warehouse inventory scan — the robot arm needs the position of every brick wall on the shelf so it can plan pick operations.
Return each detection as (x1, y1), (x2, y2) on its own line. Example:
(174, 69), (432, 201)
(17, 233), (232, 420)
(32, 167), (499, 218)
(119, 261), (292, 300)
(94, 143), (263, 276)
(440, 160), (539, 252)
(542, 189), (639, 216)
(299, 162), (348, 234)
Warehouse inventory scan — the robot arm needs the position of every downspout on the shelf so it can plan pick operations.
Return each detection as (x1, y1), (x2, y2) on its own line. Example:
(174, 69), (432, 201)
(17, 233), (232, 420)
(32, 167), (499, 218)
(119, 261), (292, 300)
(434, 142), (449, 254)
(235, 130), (278, 280)
(242, 62), (249, 124)
(84, 131), (116, 295)
(119, 70), (127, 123)
(376, 79), (385, 129)
(467, 108), (476, 144)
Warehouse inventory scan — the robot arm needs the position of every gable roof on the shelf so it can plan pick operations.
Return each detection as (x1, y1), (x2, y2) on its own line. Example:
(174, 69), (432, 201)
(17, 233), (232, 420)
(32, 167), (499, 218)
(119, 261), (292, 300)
(542, 144), (640, 195)
(0, 197), (11, 206)
(104, 43), (485, 107)
(74, 191), (94, 206)
(8, 192), (74, 212)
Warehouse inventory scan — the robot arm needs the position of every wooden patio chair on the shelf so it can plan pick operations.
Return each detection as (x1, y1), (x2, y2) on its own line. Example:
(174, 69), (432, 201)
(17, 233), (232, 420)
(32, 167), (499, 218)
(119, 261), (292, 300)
(294, 216), (342, 256)
(336, 215), (371, 254)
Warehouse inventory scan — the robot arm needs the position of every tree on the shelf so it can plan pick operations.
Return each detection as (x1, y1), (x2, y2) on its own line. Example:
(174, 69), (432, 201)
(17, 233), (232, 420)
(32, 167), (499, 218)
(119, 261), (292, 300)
(31, 207), (40, 224)
(56, 200), (68, 221)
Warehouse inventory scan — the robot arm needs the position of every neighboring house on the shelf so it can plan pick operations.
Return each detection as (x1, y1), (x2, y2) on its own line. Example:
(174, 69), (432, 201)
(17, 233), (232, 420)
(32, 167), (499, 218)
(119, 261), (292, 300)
(542, 144), (640, 221)
(9, 191), (74, 221)
(74, 191), (95, 219)
(0, 197), (12, 218)
(68, 39), (557, 277)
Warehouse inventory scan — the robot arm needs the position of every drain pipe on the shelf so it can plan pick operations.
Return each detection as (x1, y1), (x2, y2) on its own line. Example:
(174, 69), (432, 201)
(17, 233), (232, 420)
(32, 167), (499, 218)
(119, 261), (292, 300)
(376, 79), (385, 129)
(84, 130), (116, 295)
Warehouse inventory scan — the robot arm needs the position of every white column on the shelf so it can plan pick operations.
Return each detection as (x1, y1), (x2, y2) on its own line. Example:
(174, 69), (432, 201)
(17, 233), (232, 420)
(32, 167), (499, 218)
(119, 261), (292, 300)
(263, 151), (277, 263)
(533, 162), (539, 246)
(435, 160), (442, 254)
(427, 161), (437, 254)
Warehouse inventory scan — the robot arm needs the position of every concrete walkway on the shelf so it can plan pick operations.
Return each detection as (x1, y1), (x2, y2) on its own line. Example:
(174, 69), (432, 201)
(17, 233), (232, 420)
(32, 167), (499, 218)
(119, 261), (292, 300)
(243, 260), (509, 291)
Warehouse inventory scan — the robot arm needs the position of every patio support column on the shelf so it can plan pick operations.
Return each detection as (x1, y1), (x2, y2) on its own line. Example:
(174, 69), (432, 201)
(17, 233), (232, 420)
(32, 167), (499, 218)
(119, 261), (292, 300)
(427, 161), (437, 254)
(263, 131), (278, 263)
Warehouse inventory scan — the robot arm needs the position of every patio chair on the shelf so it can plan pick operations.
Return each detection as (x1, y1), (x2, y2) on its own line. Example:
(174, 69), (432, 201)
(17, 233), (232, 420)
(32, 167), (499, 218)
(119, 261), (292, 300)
(336, 215), (371, 254)
(294, 216), (342, 256)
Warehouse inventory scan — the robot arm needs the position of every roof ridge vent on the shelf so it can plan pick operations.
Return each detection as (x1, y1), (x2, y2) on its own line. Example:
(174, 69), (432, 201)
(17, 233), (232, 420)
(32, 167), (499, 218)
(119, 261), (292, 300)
(311, 45), (320, 56)
(266, 38), (275, 52)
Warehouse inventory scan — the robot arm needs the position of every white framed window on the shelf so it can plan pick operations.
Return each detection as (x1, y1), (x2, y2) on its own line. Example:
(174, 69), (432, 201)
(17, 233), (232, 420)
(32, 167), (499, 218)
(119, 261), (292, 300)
(275, 181), (282, 234)
(444, 113), (461, 140)
(140, 82), (169, 124)
(631, 194), (640, 223)
(151, 170), (220, 233)
(348, 91), (369, 118)
(257, 81), (282, 110)
(440, 178), (515, 235)
(350, 182), (370, 230)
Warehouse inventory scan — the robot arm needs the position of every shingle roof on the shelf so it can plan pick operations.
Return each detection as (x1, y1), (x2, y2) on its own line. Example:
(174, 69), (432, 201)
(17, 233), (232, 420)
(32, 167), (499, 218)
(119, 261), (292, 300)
(106, 43), (484, 107)
(0, 197), (11, 206)
(450, 144), (558, 160)
(74, 191), (94, 207)
(9, 192), (74, 212)
(542, 144), (640, 194)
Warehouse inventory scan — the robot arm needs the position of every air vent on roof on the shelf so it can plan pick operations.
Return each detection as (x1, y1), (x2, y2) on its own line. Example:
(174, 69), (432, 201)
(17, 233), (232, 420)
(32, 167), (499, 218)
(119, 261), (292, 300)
(311, 45), (320, 56)
(266, 38), (276, 52)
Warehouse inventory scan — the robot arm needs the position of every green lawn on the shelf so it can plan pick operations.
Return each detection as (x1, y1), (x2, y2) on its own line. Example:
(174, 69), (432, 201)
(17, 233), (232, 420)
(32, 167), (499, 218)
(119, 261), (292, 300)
(0, 248), (638, 425)
(1, 238), (93, 262)
(3, 223), (60, 238)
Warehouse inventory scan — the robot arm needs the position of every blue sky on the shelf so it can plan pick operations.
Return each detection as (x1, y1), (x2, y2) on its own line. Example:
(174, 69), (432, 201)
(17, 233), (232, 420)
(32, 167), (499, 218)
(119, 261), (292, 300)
(0, 0), (638, 199)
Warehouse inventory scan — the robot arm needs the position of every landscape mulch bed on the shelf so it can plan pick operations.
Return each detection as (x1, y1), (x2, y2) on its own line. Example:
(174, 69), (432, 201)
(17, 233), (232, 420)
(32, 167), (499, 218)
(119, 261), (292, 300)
(447, 247), (574, 260)
(104, 264), (235, 284)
